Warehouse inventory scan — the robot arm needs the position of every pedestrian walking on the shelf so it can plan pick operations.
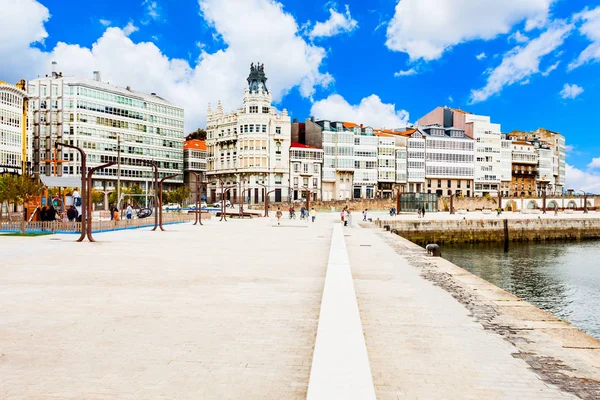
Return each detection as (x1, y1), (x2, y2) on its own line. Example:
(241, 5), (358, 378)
(422, 206), (426, 218)
(554, 205), (559, 216)
(340, 209), (345, 224)
(344, 209), (349, 226)
(47, 205), (57, 222)
(347, 210), (352, 226)
(363, 208), (368, 222)
(126, 203), (133, 220)
(276, 207), (282, 225)
(67, 205), (78, 222)
(310, 208), (316, 223)
(113, 208), (120, 222)
(417, 208), (422, 218)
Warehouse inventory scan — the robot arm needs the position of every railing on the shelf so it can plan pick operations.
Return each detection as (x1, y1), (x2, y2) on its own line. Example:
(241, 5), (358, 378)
(0, 214), (194, 234)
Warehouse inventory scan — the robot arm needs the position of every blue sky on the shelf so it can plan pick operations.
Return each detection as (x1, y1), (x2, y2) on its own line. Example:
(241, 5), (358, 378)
(1, 0), (600, 190)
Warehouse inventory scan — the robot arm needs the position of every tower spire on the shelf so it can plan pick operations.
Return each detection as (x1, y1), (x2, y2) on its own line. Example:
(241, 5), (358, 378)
(247, 62), (268, 94)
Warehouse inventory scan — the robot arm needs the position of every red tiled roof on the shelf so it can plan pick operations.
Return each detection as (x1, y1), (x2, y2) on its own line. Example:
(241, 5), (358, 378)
(343, 122), (358, 129)
(184, 139), (207, 151)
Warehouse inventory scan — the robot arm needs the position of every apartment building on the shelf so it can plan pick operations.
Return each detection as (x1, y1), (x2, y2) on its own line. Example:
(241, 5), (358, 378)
(27, 64), (184, 191)
(290, 142), (323, 201)
(0, 80), (27, 174)
(205, 63), (290, 203)
(376, 132), (397, 198)
(183, 139), (207, 203)
(510, 141), (538, 196)
(420, 125), (475, 197)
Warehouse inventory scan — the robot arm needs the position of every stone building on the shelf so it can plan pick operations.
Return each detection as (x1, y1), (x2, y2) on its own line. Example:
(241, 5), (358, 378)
(27, 64), (184, 191)
(205, 63), (291, 204)
(510, 141), (538, 196)
(0, 80), (27, 174)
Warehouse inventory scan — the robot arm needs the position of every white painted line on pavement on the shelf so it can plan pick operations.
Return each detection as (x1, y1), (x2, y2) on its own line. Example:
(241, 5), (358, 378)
(307, 224), (376, 400)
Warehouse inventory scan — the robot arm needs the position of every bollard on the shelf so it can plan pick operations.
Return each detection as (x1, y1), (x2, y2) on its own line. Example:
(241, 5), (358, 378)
(426, 243), (441, 257)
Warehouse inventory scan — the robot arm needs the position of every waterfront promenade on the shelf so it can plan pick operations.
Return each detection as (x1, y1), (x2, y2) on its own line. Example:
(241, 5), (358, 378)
(1, 215), (599, 399)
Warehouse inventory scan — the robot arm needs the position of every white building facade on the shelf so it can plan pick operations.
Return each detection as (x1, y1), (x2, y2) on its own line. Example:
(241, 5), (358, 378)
(353, 127), (378, 199)
(376, 132), (397, 198)
(465, 114), (502, 197)
(421, 126), (475, 197)
(27, 68), (184, 191)
(205, 63), (291, 204)
(406, 129), (426, 193)
(0, 81), (26, 174)
(290, 143), (323, 201)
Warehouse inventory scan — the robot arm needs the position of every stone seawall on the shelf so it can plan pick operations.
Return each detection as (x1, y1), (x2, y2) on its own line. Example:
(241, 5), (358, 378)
(375, 218), (600, 245)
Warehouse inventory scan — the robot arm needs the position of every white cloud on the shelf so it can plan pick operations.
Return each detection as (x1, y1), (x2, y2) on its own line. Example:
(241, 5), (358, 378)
(310, 94), (409, 129)
(568, 6), (600, 70)
(541, 60), (560, 76)
(393, 68), (417, 77)
(99, 19), (111, 27)
(0, 0), (332, 132)
(448, 96), (454, 103)
(588, 158), (600, 169)
(469, 20), (572, 103)
(510, 30), (530, 43)
(143, 0), (160, 21)
(122, 22), (139, 36)
(560, 83), (584, 99)
(476, 52), (487, 60)
(309, 5), (358, 39)
(566, 164), (600, 193)
(385, 0), (553, 61)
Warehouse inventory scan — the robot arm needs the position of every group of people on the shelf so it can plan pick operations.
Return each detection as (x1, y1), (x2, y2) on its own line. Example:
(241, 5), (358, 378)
(417, 207), (427, 218)
(110, 204), (134, 221)
(35, 205), (80, 223)
(276, 205), (316, 225)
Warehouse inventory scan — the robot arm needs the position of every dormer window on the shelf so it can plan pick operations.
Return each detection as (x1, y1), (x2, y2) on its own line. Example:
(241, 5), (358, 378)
(249, 106), (258, 113)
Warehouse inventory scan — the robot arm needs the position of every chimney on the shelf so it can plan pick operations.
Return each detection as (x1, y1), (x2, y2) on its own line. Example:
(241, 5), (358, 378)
(93, 71), (102, 82)
(51, 61), (58, 78)
(151, 92), (157, 96)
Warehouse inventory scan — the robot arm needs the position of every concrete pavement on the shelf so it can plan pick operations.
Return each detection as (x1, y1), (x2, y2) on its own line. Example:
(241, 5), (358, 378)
(1, 213), (599, 399)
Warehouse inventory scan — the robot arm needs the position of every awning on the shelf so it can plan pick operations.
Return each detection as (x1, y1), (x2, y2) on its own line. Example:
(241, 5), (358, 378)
(39, 175), (83, 188)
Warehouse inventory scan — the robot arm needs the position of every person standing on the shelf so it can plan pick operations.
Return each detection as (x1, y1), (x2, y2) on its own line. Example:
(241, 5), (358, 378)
(126, 203), (133, 220)
(417, 208), (422, 218)
(363, 208), (368, 222)
(310, 208), (316, 223)
(67, 205), (78, 222)
(113, 208), (120, 222)
(422, 206), (426, 218)
(276, 207), (282, 225)
(47, 205), (57, 222)
(344, 209), (349, 226)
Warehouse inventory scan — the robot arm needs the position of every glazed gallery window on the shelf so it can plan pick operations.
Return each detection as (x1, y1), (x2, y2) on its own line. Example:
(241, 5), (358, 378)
(262, 107), (270, 114)
(249, 106), (258, 113)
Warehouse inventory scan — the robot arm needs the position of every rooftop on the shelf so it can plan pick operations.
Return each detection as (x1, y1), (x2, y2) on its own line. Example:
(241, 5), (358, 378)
(291, 142), (322, 150)
(184, 139), (207, 151)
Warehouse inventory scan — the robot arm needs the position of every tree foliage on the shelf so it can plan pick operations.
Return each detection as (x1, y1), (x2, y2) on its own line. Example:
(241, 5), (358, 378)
(186, 129), (207, 141)
(91, 190), (104, 205)
(164, 186), (191, 205)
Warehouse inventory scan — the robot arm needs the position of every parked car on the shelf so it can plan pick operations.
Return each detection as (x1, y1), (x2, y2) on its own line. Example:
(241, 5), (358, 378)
(162, 203), (181, 211)
(185, 202), (208, 210)
(213, 200), (233, 208)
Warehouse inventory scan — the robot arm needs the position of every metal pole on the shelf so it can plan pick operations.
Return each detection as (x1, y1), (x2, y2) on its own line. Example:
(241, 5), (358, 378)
(140, 160), (159, 231)
(159, 173), (181, 231)
(55, 142), (87, 242)
(87, 162), (116, 242)
(449, 190), (454, 215)
(192, 172), (203, 226)
(117, 134), (121, 215)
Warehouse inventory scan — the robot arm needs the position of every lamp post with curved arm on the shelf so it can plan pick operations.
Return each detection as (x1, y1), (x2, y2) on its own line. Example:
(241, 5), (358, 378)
(189, 172), (205, 226)
(579, 190), (588, 214)
(86, 161), (116, 242)
(140, 160), (159, 231)
(258, 183), (276, 217)
(159, 173), (182, 231)
(239, 187), (253, 218)
(55, 142), (87, 242)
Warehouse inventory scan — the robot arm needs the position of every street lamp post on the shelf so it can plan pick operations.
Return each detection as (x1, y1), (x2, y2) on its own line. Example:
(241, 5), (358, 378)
(190, 172), (204, 226)
(159, 173), (182, 231)
(55, 142), (87, 242)
(86, 161), (116, 242)
(140, 160), (159, 231)
(258, 183), (275, 217)
(579, 190), (588, 214)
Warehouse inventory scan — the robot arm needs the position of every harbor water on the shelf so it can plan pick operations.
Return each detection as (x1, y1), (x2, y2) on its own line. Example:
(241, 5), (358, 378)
(442, 240), (600, 340)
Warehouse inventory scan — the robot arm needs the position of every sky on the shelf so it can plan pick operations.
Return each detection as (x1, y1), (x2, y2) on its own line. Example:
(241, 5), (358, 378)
(1, 0), (599, 192)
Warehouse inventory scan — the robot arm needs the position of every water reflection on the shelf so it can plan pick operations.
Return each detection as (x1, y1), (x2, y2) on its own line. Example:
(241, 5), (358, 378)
(442, 241), (600, 339)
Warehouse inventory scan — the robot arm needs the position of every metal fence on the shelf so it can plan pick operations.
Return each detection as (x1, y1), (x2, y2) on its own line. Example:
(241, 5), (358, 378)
(0, 214), (195, 234)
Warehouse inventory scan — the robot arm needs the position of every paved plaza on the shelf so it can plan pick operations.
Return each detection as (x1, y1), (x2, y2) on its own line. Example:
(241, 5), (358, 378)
(1, 213), (599, 399)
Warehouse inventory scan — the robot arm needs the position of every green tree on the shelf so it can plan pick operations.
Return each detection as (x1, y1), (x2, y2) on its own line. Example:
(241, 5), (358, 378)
(165, 186), (190, 206)
(186, 129), (207, 141)
(0, 175), (44, 232)
(91, 190), (104, 206)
